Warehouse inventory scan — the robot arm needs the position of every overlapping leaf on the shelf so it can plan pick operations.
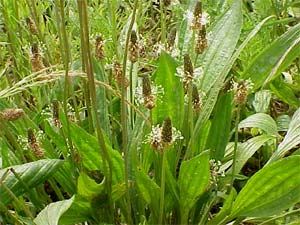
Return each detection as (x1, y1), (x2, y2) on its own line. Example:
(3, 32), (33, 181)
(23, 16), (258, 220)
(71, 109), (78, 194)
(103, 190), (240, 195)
(238, 113), (278, 136)
(34, 196), (74, 225)
(267, 108), (300, 164)
(178, 151), (210, 223)
(242, 23), (300, 89)
(231, 156), (300, 217)
(0, 159), (63, 206)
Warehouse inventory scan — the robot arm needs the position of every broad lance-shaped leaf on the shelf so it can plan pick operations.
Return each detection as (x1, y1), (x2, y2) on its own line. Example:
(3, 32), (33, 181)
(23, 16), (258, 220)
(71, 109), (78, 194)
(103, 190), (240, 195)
(152, 51), (184, 128)
(238, 113), (278, 136)
(242, 23), (300, 89)
(270, 77), (299, 108)
(192, 0), (243, 145)
(206, 92), (233, 160)
(0, 159), (63, 206)
(34, 196), (74, 225)
(253, 90), (272, 113)
(229, 135), (275, 175)
(58, 195), (92, 225)
(135, 168), (160, 219)
(77, 172), (126, 201)
(200, 0), (242, 94)
(267, 108), (300, 164)
(70, 123), (124, 184)
(230, 156), (300, 218)
(178, 151), (210, 223)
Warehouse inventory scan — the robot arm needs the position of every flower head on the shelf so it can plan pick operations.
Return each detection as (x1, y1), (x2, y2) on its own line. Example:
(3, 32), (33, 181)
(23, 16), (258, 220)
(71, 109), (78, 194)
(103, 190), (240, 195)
(136, 79), (164, 109)
(30, 43), (45, 72)
(26, 17), (38, 35)
(146, 119), (183, 152)
(195, 25), (208, 54)
(176, 65), (204, 94)
(129, 30), (139, 63)
(0, 108), (25, 121)
(95, 35), (105, 60)
(230, 79), (253, 105)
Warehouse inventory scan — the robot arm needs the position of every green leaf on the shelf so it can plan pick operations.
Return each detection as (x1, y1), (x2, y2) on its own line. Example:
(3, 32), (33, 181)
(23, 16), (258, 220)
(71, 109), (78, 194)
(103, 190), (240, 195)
(269, 77), (299, 108)
(192, 0), (243, 142)
(0, 159), (63, 206)
(153, 51), (184, 128)
(253, 0), (275, 17)
(231, 156), (300, 218)
(135, 168), (160, 219)
(77, 172), (126, 202)
(206, 93), (233, 160)
(276, 115), (291, 132)
(34, 196), (74, 225)
(77, 172), (104, 199)
(238, 113), (278, 136)
(252, 90), (272, 113)
(178, 151), (210, 223)
(242, 23), (300, 89)
(54, 162), (76, 195)
(199, 0), (243, 94)
(70, 123), (124, 184)
(231, 135), (276, 175)
(207, 189), (236, 225)
(267, 108), (300, 164)
(58, 195), (92, 225)
(93, 57), (111, 137)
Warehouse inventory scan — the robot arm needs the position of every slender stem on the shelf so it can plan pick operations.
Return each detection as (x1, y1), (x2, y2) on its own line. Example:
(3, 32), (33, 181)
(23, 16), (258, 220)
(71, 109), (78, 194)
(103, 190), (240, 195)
(188, 82), (194, 158)
(159, 151), (167, 225)
(77, 0), (114, 222)
(129, 62), (134, 128)
(121, 0), (139, 223)
(75, 0), (94, 132)
(160, 0), (167, 44)
(231, 105), (240, 190)
(58, 0), (77, 177)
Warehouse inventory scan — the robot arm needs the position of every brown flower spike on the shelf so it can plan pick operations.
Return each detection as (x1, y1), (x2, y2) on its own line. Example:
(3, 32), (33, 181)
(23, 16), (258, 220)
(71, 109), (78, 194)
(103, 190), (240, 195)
(192, 1), (203, 30)
(142, 75), (156, 110)
(1, 108), (25, 121)
(183, 54), (194, 94)
(26, 17), (38, 35)
(161, 117), (172, 144)
(129, 30), (139, 63)
(95, 36), (105, 60)
(195, 25), (208, 54)
(52, 100), (62, 128)
(113, 61), (129, 88)
(30, 43), (45, 72)
(27, 128), (45, 159)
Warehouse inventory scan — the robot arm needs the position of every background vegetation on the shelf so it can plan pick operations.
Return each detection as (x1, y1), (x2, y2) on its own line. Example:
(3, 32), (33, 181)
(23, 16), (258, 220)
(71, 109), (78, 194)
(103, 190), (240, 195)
(0, 0), (300, 224)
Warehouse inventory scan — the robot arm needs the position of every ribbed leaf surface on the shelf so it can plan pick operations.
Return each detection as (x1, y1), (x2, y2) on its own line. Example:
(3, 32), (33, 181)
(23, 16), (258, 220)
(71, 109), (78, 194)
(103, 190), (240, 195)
(0, 159), (63, 206)
(231, 156), (300, 217)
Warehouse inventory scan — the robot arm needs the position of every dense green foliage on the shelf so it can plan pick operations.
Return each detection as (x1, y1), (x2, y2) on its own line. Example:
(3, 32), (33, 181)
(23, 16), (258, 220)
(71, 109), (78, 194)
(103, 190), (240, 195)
(0, 0), (300, 224)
